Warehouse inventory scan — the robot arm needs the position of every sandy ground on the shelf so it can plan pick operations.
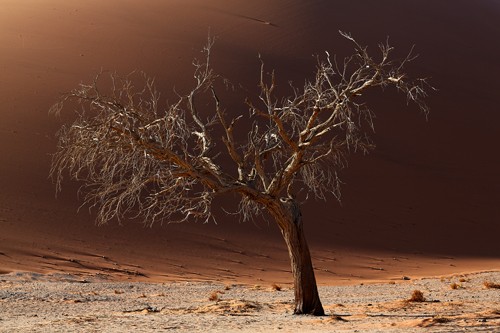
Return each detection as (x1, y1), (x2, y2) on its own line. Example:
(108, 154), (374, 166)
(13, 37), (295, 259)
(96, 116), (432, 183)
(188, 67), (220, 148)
(1, 271), (499, 332)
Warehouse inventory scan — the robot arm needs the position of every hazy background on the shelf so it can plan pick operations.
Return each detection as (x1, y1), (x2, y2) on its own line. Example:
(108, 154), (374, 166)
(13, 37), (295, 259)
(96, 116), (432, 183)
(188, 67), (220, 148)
(0, 0), (498, 282)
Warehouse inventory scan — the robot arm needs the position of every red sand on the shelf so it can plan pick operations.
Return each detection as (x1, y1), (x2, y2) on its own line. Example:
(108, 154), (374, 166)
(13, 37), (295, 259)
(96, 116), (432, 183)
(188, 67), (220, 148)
(0, 1), (499, 285)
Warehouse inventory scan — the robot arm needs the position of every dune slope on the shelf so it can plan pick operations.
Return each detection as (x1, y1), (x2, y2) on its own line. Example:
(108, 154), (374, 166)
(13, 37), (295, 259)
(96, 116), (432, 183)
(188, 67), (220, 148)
(0, 0), (499, 284)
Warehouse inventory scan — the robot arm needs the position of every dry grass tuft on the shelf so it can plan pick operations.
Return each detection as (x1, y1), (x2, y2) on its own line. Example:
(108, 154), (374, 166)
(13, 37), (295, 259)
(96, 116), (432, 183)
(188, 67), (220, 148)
(418, 316), (451, 327)
(271, 283), (282, 291)
(483, 281), (500, 289)
(195, 299), (264, 315)
(450, 282), (461, 290)
(208, 291), (222, 302)
(408, 290), (426, 302)
(152, 292), (165, 297)
(431, 317), (450, 324)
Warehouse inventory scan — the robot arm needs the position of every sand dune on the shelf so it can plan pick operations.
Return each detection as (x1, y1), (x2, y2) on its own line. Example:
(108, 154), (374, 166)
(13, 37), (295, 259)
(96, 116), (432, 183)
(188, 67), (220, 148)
(0, 0), (499, 290)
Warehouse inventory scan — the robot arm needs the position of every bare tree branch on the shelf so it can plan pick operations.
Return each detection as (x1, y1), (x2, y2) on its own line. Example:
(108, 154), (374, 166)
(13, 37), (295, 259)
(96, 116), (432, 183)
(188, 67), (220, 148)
(52, 34), (430, 224)
(51, 33), (431, 314)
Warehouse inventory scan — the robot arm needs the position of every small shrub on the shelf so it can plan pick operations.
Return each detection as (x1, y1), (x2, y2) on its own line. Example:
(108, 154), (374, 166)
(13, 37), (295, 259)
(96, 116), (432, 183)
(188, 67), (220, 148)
(208, 291), (221, 302)
(419, 316), (451, 327)
(408, 290), (426, 302)
(484, 281), (500, 289)
(433, 316), (451, 324)
(271, 283), (282, 291)
(450, 283), (460, 290)
(458, 278), (467, 283)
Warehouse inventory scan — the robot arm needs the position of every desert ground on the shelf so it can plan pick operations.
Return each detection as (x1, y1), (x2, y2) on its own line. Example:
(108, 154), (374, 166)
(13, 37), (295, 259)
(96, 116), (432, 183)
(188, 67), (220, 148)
(1, 271), (500, 332)
(0, 1), (499, 332)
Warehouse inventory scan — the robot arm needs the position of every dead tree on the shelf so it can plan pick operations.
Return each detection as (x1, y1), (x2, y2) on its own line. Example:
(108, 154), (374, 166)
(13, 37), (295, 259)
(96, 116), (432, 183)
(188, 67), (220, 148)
(51, 33), (430, 315)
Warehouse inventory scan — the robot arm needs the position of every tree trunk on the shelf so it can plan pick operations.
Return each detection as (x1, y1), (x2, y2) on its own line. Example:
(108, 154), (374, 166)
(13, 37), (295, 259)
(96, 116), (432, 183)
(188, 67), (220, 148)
(270, 198), (325, 316)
